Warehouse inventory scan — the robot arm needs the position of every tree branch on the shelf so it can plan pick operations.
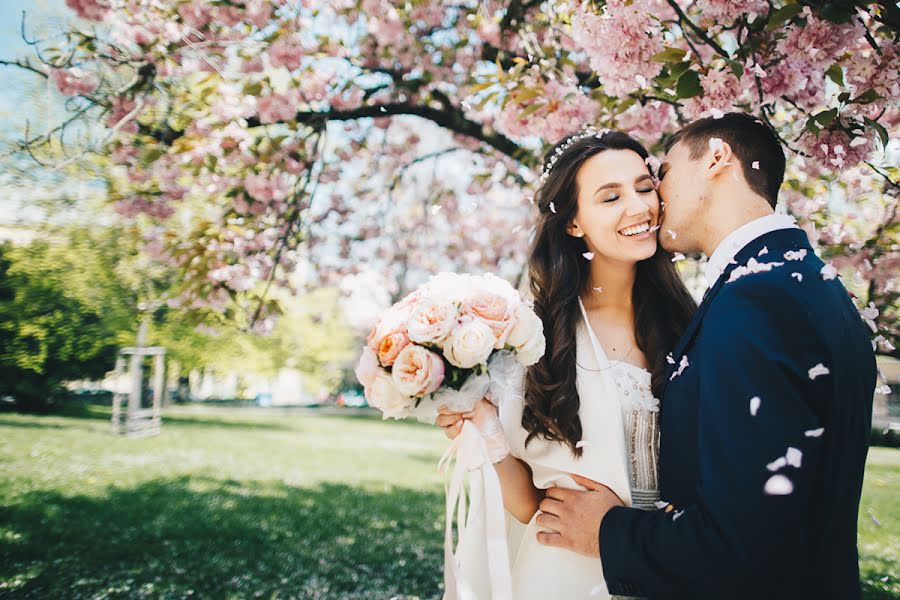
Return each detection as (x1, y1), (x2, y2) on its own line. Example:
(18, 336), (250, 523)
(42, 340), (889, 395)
(145, 102), (535, 167)
(665, 0), (730, 58)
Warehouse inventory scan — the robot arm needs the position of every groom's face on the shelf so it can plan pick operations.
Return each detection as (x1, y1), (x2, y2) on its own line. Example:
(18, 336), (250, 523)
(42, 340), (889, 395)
(657, 141), (706, 254)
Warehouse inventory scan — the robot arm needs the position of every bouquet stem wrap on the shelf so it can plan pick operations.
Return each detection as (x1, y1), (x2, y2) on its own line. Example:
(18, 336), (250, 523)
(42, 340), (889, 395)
(436, 351), (523, 600)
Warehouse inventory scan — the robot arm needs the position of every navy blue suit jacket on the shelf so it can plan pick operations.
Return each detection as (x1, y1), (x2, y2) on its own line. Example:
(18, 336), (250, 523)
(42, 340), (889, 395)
(599, 228), (875, 599)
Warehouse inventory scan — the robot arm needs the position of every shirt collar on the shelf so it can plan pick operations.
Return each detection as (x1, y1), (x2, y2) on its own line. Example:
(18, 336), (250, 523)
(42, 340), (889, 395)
(704, 213), (799, 288)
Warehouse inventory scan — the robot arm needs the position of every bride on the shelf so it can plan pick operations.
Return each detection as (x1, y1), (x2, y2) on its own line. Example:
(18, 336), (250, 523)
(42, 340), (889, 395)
(436, 130), (697, 598)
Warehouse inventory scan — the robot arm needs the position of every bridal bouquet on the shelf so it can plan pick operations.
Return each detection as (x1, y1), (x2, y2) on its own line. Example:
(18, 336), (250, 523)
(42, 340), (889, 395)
(355, 272), (545, 426)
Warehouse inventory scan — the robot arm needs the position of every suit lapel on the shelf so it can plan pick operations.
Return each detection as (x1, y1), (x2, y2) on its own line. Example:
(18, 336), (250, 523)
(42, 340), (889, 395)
(661, 228), (813, 390)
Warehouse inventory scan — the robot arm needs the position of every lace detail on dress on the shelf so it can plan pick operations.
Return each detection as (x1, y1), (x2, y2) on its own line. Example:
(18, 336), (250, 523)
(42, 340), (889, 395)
(609, 363), (660, 510)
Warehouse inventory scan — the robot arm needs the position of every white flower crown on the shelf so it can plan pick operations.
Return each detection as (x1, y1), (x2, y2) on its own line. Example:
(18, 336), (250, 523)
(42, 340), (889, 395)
(538, 126), (611, 184)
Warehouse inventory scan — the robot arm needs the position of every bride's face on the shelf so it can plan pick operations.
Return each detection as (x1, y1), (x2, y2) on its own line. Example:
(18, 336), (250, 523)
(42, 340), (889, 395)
(566, 149), (660, 264)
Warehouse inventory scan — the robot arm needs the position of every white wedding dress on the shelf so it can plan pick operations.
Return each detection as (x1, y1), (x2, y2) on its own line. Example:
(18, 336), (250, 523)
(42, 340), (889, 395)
(494, 296), (662, 599)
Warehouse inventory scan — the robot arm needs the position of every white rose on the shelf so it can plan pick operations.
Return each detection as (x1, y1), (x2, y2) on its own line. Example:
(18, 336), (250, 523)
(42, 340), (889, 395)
(515, 328), (546, 366)
(506, 303), (541, 349)
(444, 318), (496, 369)
(366, 370), (415, 418)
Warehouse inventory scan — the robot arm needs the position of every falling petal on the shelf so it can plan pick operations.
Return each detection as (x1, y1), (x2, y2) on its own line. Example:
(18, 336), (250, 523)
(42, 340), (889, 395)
(808, 363), (830, 380)
(576, 440), (593, 449)
(710, 108), (724, 119)
(590, 585), (605, 597)
(764, 474), (794, 495)
(649, 225), (661, 233)
(850, 136), (867, 147)
(667, 229), (677, 239)
(791, 273), (803, 282)
(785, 447), (802, 468)
(709, 137), (724, 152)
(583, 251), (594, 260)
(666, 353), (675, 365)
(784, 249), (807, 261)
(767, 456), (787, 471)
(593, 286), (603, 293)
(549, 201), (557, 213)
(876, 384), (891, 395)
(672, 509), (684, 521)
(821, 264), (838, 280)
(669, 355), (690, 380)
(758, 246), (768, 256)
(752, 161), (760, 170)
(672, 253), (686, 262)
(750, 396), (761, 416)
(654, 500), (670, 510)
(804, 427), (825, 438)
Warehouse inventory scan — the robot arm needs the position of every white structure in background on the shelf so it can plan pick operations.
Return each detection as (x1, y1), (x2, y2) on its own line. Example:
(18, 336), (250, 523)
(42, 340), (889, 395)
(110, 321), (166, 437)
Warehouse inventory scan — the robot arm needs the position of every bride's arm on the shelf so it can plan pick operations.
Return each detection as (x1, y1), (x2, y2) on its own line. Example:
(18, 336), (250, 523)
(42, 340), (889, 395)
(492, 452), (545, 523)
(436, 399), (543, 523)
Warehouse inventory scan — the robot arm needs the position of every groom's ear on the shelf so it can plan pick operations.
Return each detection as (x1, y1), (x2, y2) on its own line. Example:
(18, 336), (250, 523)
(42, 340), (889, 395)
(704, 140), (736, 182)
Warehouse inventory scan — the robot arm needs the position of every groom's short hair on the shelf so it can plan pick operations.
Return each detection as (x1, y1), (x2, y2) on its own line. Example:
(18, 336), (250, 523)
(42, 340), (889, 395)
(666, 112), (786, 208)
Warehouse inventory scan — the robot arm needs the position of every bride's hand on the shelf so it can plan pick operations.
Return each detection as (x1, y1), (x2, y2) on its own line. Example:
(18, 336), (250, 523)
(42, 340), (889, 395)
(435, 405), (476, 440)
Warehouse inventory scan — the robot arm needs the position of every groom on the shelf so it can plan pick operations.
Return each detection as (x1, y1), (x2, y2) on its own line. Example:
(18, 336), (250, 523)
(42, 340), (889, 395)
(537, 112), (876, 599)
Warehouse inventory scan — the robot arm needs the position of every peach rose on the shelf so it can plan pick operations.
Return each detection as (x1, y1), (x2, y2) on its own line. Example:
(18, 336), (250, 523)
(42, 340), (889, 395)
(375, 330), (410, 367)
(460, 291), (515, 349)
(407, 299), (458, 345)
(391, 344), (445, 397)
(367, 307), (408, 353)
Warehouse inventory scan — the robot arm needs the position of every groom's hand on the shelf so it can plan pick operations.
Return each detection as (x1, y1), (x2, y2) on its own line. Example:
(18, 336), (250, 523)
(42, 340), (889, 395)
(535, 474), (624, 558)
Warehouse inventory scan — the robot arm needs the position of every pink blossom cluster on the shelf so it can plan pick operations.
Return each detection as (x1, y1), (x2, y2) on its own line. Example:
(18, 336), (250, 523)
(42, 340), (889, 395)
(494, 73), (598, 142)
(616, 102), (675, 143)
(114, 195), (175, 220)
(844, 42), (900, 118)
(777, 12), (863, 72)
(797, 124), (874, 172)
(363, 0), (408, 48)
(570, 0), (665, 97)
(49, 68), (99, 96)
(267, 34), (304, 70)
(257, 92), (298, 124)
(243, 172), (292, 204)
(106, 95), (138, 133)
(761, 62), (825, 110)
(65, 0), (108, 21)
(681, 67), (742, 119)
(692, 0), (767, 24)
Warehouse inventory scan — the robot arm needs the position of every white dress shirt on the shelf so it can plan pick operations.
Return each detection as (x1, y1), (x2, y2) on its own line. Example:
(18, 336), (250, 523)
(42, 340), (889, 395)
(704, 213), (799, 288)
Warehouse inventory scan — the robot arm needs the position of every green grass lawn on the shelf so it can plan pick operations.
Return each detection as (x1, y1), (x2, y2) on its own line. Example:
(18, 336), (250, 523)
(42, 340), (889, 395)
(0, 402), (897, 599)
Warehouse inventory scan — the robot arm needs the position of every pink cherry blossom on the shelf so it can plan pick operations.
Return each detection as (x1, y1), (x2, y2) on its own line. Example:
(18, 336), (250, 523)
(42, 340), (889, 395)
(49, 68), (99, 96)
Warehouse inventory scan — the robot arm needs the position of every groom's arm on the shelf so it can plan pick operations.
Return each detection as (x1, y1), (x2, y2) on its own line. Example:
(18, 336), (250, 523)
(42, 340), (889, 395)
(599, 280), (827, 598)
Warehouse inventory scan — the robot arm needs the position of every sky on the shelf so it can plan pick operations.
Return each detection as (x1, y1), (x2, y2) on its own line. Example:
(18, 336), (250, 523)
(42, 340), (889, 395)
(0, 0), (87, 227)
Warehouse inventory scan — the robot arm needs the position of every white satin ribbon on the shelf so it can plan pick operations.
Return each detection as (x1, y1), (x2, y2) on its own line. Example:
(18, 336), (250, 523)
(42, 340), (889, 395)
(439, 420), (513, 600)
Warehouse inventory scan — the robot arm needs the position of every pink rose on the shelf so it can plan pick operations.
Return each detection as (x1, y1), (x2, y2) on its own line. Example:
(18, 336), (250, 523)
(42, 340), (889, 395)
(391, 344), (445, 397)
(407, 299), (458, 346)
(460, 292), (516, 349)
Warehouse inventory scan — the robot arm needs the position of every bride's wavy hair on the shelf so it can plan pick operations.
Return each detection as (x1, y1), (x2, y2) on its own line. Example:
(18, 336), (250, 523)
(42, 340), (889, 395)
(522, 130), (697, 456)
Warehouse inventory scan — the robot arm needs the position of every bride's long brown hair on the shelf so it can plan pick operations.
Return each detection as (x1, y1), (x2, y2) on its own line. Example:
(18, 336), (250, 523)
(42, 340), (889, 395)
(522, 131), (697, 456)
